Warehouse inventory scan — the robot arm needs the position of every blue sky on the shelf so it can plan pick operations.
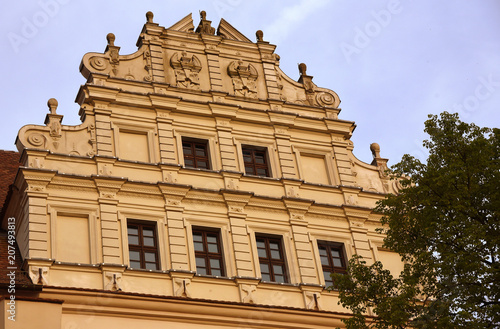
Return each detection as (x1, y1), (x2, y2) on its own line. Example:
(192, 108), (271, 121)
(1, 0), (499, 165)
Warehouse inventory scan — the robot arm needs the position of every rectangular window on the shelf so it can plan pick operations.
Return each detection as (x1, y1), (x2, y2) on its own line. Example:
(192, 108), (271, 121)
(127, 221), (159, 270)
(256, 235), (288, 283)
(192, 227), (225, 276)
(318, 241), (347, 287)
(242, 146), (269, 177)
(182, 138), (210, 169)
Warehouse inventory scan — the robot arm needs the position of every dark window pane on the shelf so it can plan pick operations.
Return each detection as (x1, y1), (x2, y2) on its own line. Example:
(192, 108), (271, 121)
(193, 233), (203, 242)
(270, 250), (281, 259)
(145, 263), (157, 270)
(333, 258), (342, 267)
(184, 159), (194, 167)
(317, 242), (347, 286)
(242, 147), (270, 177)
(196, 257), (206, 267)
(194, 241), (204, 252)
(130, 261), (141, 268)
(256, 168), (267, 176)
(274, 275), (285, 283)
(128, 236), (139, 245)
(129, 251), (140, 261)
(273, 265), (283, 275)
(208, 243), (218, 253)
(210, 259), (221, 269)
(197, 161), (208, 168)
(144, 252), (156, 262)
(192, 228), (225, 276)
(320, 255), (329, 266)
(128, 222), (159, 270)
(143, 237), (155, 247)
(256, 235), (288, 283)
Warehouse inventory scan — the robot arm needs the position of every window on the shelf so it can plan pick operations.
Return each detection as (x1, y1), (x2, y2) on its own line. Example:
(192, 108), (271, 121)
(318, 241), (347, 287)
(192, 227), (225, 276)
(127, 221), (159, 270)
(182, 139), (210, 169)
(242, 146), (269, 177)
(256, 235), (288, 283)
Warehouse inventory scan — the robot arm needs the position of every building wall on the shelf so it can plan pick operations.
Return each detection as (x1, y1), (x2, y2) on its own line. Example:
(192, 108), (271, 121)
(1, 11), (401, 327)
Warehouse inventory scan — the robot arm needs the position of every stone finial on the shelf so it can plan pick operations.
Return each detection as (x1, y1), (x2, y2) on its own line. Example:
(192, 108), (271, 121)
(195, 10), (215, 35)
(47, 98), (58, 114)
(146, 11), (154, 23)
(106, 33), (115, 47)
(370, 143), (381, 158)
(298, 63), (307, 76)
(256, 30), (264, 42)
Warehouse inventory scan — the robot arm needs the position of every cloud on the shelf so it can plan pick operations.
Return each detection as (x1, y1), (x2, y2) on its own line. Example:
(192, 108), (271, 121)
(264, 0), (329, 44)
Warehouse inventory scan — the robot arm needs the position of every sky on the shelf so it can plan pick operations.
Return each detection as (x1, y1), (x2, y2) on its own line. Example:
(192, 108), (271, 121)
(0, 0), (499, 166)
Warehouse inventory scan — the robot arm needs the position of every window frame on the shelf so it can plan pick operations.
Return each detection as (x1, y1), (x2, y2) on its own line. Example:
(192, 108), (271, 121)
(127, 221), (160, 270)
(241, 145), (270, 177)
(181, 137), (211, 170)
(192, 227), (225, 277)
(255, 234), (289, 283)
(317, 241), (347, 287)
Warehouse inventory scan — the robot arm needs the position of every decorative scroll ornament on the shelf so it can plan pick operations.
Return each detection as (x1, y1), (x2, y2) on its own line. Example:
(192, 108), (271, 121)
(227, 60), (258, 98)
(316, 92), (336, 107)
(28, 133), (46, 147)
(170, 51), (202, 89)
(89, 56), (109, 71)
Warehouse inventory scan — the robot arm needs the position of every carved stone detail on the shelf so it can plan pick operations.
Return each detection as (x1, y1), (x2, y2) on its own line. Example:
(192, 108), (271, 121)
(29, 266), (49, 285)
(104, 272), (122, 291)
(173, 278), (192, 297)
(195, 11), (215, 35)
(170, 52), (202, 89)
(240, 284), (257, 303)
(304, 292), (322, 310)
(89, 56), (109, 71)
(227, 60), (258, 98)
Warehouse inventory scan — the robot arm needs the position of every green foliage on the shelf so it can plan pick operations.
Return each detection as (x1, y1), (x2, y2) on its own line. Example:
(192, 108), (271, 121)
(333, 112), (499, 328)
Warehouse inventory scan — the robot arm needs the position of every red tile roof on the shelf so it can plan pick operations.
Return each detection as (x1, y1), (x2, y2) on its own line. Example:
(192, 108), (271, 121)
(0, 150), (20, 214)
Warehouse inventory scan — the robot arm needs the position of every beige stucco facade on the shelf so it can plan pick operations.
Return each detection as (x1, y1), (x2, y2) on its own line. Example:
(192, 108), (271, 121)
(1, 11), (403, 328)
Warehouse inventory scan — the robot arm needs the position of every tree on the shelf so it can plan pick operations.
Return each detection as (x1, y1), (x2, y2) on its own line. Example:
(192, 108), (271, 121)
(332, 112), (500, 328)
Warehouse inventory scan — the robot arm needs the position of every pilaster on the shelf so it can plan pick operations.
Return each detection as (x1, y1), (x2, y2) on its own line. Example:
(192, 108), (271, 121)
(222, 191), (253, 277)
(283, 198), (317, 284)
(159, 184), (191, 271)
(94, 177), (125, 264)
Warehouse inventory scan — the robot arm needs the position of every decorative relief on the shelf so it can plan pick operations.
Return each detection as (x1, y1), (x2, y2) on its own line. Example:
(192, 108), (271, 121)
(316, 92), (336, 107)
(170, 51), (202, 90)
(304, 292), (322, 310)
(29, 266), (49, 285)
(346, 194), (358, 206)
(240, 284), (257, 303)
(104, 272), (122, 291)
(229, 205), (243, 213)
(225, 178), (239, 190)
(143, 50), (152, 82)
(286, 186), (299, 198)
(173, 278), (192, 297)
(89, 56), (109, 71)
(227, 60), (258, 98)
(28, 133), (47, 147)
